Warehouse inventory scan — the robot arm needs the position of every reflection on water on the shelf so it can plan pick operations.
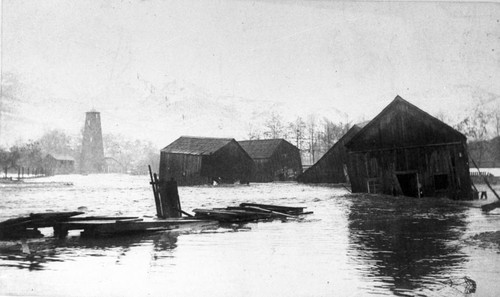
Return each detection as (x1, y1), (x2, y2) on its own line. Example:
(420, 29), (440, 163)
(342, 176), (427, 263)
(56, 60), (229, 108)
(0, 231), (181, 271)
(1, 175), (500, 296)
(347, 195), (470, 296)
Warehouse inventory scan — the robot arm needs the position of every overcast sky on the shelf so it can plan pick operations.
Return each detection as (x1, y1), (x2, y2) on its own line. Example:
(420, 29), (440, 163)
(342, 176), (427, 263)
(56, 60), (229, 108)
(1, 0), (499, 146)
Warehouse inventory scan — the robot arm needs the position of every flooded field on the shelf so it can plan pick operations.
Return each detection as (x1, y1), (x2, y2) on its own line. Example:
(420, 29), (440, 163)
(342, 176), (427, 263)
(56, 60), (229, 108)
(1, 174), (500, 297)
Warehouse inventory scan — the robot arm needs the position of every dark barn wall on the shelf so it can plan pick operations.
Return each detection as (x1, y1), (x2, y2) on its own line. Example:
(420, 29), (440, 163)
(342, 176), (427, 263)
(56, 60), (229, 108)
(348, 144), (471, 200)
(298, 125), (361, 184)
(264, 141), (302, 182)
(251, 159), (272, 182)
(203, 141), (254, 183)
(159, 152), (207, 186)
(346, 96), (472, 200)
(245, 141), (302, 182)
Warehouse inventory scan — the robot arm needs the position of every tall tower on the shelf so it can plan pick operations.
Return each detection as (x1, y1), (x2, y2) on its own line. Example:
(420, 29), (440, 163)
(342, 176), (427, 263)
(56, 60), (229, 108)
(80, 111), (105, 173)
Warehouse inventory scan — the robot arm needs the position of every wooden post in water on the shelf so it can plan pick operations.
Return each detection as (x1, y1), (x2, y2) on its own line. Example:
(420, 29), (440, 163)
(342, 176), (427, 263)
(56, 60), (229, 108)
(148, 165), (163, 218)
(158, 178), (182, 218)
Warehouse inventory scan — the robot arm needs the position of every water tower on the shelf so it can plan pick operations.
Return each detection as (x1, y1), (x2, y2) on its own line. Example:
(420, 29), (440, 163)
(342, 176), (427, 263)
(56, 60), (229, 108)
(80, 111), (105, 173)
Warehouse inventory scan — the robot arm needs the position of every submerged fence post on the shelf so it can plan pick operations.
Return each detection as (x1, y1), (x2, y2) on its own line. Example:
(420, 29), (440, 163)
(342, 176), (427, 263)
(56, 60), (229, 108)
(159, 178), (181, 218)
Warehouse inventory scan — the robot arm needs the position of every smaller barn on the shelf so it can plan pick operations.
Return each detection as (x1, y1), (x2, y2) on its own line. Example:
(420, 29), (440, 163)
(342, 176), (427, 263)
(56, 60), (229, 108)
(159, 136), (254, 186)
(297, 122), (368, 184)
(345, 96), (472, 200)
(238, 139), (302, 182)
(43, 154), (75, 175)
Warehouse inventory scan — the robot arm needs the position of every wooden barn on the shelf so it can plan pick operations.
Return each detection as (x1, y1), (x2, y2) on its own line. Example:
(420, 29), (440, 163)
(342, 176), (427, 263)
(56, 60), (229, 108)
(297, 122), (368, 184)
(159, 136), (254, 186)
(43, 154), (75, 175)
(345, 96), (472, 200)
(238, 139), (302, 182)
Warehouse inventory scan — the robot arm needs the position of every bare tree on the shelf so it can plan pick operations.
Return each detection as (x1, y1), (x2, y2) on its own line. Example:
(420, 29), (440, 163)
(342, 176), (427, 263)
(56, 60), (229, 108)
(103, 133), (160, 174)
(246, 123), (262, 140)
(455, 106), (492, 165)
(0, 147), (15, 178)
(11, 141), (44, 175)
(306, 114), (319, 164)
(434, 111), (450, 123)
(287, 116), (306, 150)
(320, 118), (351, 151)
(263, 112), (285, 139)
(38, 129), (76, 156)
(493, 108), (500, 138)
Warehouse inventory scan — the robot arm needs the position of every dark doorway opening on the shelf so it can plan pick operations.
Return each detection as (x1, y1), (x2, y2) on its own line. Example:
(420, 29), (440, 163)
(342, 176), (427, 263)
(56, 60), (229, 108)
(396, 173), (418, 197)
(434, 174), (449, 190)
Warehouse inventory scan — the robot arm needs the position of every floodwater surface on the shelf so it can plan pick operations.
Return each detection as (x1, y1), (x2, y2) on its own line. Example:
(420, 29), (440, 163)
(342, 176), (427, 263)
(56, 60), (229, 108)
(1, 174), (500, 296)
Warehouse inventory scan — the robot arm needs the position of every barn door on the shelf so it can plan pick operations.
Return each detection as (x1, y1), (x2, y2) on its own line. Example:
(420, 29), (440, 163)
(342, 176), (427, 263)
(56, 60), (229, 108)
(396, 173), (419, 198)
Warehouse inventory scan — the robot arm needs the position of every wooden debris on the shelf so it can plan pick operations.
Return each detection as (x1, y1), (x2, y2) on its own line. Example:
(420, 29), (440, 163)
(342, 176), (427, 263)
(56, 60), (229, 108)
(149, 165), (163, 217)
(0, 211), (84, 239)
(240, 203), (305, 215)
(0, 211), (217, 239)
(193, 203), (312, 223)
(55, 218), (218, 238)
(158, 177), (182, 218)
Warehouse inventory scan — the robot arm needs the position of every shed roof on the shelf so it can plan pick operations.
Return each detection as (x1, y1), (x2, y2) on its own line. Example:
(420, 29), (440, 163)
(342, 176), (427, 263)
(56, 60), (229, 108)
(238, 139), (291, 159)
(45, 154), (75, 161)
(161, 136), (234, 155)
(346, 95), (466, 151)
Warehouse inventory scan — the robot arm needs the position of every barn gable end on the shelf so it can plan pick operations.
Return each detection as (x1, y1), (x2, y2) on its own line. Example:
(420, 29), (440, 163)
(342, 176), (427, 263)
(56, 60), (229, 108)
(239, 139), (302, 182)
(346, 96), (465, 152)
(345, 96), (472, 200)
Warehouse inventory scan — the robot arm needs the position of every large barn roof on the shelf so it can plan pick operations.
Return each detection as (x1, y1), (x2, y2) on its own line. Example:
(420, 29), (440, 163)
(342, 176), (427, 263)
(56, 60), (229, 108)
(346, 95), (466, 151)
(161, 136), (234, 155)
(238, 139), (291, 159)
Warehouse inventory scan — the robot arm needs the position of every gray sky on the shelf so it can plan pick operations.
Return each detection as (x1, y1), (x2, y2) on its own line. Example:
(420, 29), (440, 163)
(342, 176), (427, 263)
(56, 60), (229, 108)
(1, 0), (499, 146)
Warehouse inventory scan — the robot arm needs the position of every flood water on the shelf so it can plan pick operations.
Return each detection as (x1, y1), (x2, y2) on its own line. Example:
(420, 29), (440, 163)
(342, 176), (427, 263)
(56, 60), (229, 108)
(1, 174), (500, 297)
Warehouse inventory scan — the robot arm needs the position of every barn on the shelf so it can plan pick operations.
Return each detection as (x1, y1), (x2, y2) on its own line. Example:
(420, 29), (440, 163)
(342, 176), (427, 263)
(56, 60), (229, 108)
(43, 154), (75, 175)
(297, 122), (368, 184)
(238, 139), (302, 182)
(345, 96), (472, 200)
(159, 136), (254, 186)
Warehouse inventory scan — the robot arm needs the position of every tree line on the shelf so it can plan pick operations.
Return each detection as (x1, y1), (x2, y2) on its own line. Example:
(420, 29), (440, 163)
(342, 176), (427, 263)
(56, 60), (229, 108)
(247, 112), (351, 164)
(454, 103), (500, 167)
(0, 130), (160, 177)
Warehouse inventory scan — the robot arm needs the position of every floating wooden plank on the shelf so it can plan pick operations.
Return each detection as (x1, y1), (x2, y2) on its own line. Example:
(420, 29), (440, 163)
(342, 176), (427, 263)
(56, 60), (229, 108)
(193, 208), (271, 222)
(65, 216), (140, 222)
(54, 218), (218, 238)
(29, 211), (84, 220)
(192, 202), (312, 223)
(0, 212), (85, 239)
(240, 206), (301, 219)
(26, 212), (85, 228)
(239, 203), (306, 215)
